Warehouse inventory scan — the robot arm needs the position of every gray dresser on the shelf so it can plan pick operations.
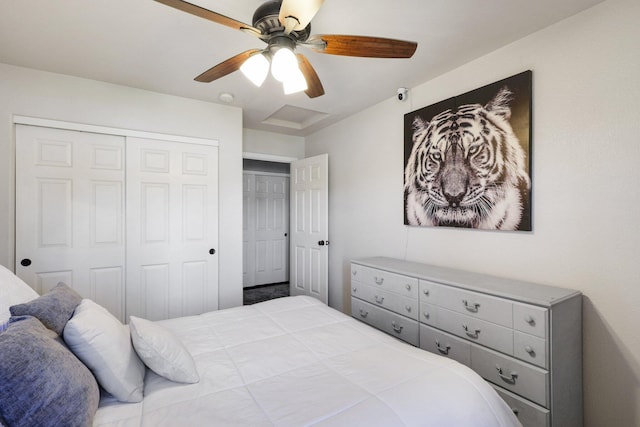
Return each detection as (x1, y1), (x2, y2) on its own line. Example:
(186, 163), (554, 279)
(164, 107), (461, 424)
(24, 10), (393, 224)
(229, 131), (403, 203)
(350, 257), (582, 427)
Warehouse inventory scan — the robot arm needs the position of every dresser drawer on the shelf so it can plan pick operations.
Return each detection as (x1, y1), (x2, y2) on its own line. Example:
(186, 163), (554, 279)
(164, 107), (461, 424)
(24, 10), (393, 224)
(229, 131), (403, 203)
(419, 324), (471, 367)
(514, 331), (548, 369)
(352, 282), (418, 320)
(493, 385), (550, 427)
(352, 264), (418, 298)
(421, 280), (513, 328)
(351, 298), (419, 346)
(436, 307), (514, 355)
(471, 345), (549, 407)
(352, 297), (378, 324)
(513, 303), (548, 339)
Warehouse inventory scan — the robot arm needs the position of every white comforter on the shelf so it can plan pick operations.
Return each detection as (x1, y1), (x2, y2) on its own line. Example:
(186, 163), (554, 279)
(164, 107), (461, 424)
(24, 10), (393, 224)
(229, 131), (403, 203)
(94, 296), (520, 427)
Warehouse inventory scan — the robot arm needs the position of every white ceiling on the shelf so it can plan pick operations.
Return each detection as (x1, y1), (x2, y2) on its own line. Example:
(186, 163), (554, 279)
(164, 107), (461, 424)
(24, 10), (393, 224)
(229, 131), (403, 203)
(0, 0), (603, 137)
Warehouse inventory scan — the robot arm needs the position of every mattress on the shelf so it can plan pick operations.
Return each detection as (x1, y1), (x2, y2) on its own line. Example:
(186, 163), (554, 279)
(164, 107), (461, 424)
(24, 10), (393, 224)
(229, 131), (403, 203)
(94, 296), (520, 426)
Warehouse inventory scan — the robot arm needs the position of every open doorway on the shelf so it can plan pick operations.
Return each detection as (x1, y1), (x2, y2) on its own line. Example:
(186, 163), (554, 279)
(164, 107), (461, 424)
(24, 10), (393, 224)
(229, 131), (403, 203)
(242, 159), (291, 304)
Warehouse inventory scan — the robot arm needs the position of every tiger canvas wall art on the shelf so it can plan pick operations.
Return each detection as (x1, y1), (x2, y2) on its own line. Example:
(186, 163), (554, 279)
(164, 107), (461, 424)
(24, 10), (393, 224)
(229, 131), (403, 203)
(403, 71), (532, 231)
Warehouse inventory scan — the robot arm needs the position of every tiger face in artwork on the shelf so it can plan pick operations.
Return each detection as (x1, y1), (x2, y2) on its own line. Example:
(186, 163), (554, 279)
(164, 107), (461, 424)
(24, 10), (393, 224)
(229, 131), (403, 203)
(404, 87), (530, 230)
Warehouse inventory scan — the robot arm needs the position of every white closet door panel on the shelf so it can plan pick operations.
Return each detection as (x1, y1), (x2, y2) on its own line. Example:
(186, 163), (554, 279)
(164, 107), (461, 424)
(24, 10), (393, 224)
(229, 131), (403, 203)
(16, 125), (126, 320)
(38, 179), (72, 247)
(126, 137), (218, 320)
(253, 175), (289, 286)
(91, 267), (124, 320)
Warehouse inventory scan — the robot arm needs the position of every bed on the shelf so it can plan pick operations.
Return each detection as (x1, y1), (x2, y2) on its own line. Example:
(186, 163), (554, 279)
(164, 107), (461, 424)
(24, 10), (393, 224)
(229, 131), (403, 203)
(0, 265), (520, 427)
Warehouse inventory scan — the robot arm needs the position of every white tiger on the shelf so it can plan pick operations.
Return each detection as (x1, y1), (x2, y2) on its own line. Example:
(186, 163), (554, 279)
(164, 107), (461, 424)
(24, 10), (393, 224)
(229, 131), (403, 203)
(404, 87), (530, 230)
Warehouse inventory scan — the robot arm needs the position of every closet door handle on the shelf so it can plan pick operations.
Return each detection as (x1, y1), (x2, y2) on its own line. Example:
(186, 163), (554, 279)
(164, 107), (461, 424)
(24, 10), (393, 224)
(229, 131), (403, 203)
(209, 248), (216, 255)
(20, 258), (32, 267)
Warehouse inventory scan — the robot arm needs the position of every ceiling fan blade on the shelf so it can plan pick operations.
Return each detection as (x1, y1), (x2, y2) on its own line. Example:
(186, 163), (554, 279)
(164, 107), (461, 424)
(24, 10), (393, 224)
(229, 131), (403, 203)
(195, 49), (261, 83)
(305, 35), (417, 58)
(279, 0), (324, 32)
(297, 54), (325, 98)
(155, 0), (262, 37)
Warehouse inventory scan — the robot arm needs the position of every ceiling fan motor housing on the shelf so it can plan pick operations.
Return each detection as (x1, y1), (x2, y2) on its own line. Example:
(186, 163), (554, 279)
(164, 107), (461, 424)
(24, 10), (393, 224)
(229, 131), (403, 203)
(252, 0), (311, 42)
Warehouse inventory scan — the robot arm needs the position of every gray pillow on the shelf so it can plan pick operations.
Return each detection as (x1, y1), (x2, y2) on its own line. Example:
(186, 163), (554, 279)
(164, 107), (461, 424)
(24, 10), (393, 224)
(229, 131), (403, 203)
(10, 282), (81, 335)
(0, 316), (99, 427)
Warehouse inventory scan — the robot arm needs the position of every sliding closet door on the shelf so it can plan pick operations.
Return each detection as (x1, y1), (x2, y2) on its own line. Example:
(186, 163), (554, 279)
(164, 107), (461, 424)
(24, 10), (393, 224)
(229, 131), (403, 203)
(126, 137), (219, 320)
(254, 174), (289, 285)
(243, 172), (290, 288)
(15, 125), (126, 320)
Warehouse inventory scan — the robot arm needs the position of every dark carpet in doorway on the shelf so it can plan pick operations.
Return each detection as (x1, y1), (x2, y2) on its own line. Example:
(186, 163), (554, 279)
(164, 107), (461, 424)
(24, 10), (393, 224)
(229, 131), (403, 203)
(243, 283), (290, 305)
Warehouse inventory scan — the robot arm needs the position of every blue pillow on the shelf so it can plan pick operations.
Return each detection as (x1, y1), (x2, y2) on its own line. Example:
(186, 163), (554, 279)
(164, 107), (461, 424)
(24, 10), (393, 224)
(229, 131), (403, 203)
(0, 316), (99, 427)
(10, 282), (82, 335)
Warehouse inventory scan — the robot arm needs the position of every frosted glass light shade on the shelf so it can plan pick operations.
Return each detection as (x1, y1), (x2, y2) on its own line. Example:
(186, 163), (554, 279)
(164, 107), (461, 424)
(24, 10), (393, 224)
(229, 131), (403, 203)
(240, 53), (269, 87)
(283, 67), (308, 94)
(279, 0), (324, 31)
(271, 47), (299, 83)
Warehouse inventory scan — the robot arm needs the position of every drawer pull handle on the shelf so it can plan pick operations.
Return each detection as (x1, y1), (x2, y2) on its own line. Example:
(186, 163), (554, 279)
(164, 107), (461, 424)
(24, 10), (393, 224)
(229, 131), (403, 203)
(374, 295), (385, 304)
(524, 345), (535, 356)
(359, 309), (368, 318)
(352, 287), (357, 293)
(423, 311), (430, 319)
(512, 408), (520, 417)
(463, 324), (480, 339)
(374, 277), (384, 285)
(352, 270), (357, 276)
(435, 340), (450, 355)
(391, 321), (403, 333)
(462, 299), (480, 312)
(423, 289), (430, 296)
(496, 365), (518, 384)
(525, 315), (536, 326)
(405, 305), (412, 313)
(405, 284), (412, 291)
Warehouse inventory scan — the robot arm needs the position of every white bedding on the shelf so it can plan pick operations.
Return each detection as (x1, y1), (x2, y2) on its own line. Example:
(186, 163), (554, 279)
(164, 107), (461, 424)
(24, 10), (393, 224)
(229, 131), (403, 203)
(94, 296), (520, 427)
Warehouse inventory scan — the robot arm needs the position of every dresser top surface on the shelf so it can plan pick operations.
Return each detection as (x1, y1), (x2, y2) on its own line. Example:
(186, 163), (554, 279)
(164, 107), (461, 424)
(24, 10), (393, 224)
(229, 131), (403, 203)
(352, 257), (581, 307)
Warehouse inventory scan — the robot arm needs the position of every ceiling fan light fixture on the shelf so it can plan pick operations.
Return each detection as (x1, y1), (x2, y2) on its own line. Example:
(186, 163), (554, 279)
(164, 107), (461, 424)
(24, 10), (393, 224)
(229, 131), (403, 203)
(271, 47), (299, 83)
(283, 67), (308, 95)
(240, 52), (270, 87)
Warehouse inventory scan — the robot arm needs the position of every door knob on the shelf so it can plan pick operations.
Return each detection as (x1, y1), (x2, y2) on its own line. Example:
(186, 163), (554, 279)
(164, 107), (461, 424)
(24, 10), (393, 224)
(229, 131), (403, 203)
(20, 258), (32, 267)
(318, 240), (329, 246)
(209, 248), (216, 255)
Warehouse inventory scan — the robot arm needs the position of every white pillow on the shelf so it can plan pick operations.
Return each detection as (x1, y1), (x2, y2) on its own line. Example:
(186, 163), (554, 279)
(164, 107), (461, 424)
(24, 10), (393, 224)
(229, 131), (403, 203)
(63, 299), (145, 402)
(0, 264), (39, 325)
(129, 316), (199, 384)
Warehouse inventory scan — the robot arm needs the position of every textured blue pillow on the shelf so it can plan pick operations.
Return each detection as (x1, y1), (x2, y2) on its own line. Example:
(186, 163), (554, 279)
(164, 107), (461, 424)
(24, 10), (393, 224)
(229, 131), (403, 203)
(10, 282), (81, 335)
(0, 316), (100, 427)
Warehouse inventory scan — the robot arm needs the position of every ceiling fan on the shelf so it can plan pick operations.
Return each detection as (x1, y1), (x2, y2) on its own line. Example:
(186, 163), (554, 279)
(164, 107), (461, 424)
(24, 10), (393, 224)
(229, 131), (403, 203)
(154, 0), (418, 98)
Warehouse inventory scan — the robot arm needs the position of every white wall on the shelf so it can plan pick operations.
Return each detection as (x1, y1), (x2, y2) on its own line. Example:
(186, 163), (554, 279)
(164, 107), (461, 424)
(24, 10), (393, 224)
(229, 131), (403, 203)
(243, 128), (305, 160)
(0, 63), (244, 309)
(305, 0), (640, 425)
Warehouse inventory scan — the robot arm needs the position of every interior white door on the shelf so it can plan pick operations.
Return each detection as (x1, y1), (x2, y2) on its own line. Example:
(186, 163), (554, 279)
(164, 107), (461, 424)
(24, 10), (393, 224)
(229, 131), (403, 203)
(289, 154), (328, 303)
(15, 125), (126, 320)
(126, 137), (219, 320)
